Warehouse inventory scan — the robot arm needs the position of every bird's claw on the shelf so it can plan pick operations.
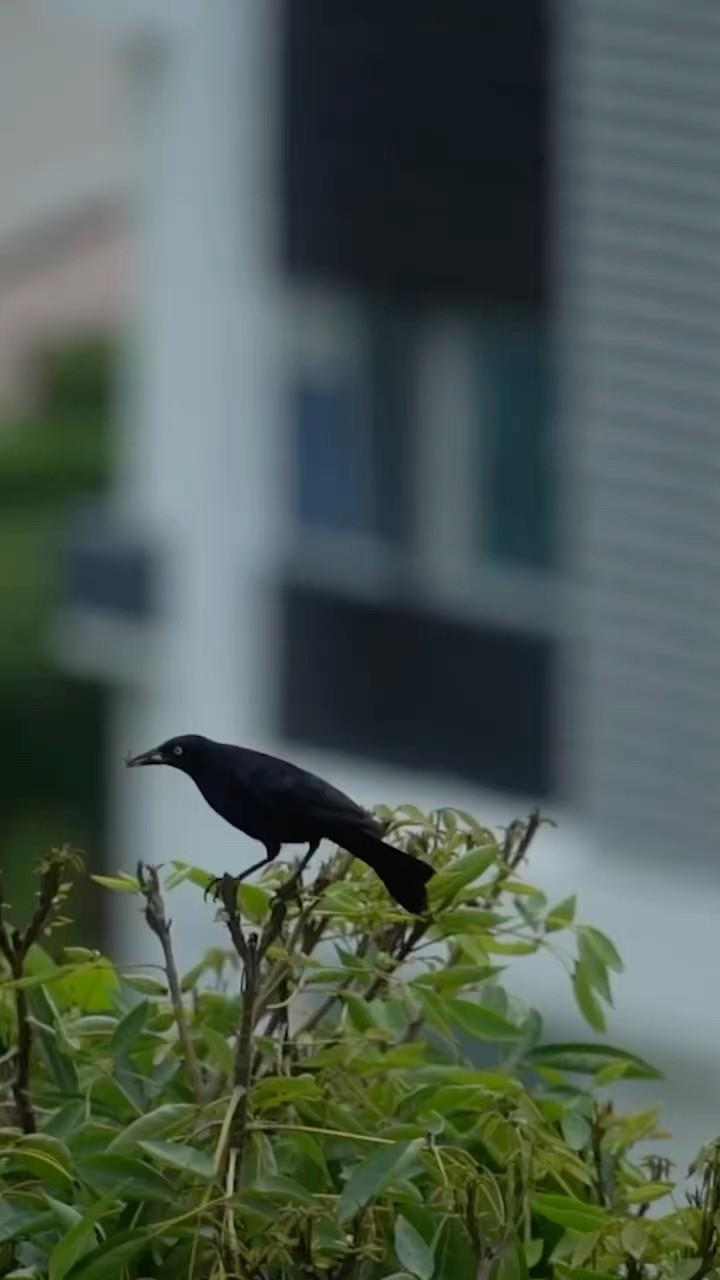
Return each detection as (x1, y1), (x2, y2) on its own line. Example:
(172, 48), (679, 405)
(203, 875), (225, 902)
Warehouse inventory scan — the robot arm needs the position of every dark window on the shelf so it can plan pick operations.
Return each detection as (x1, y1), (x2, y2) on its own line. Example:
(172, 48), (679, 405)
(62, 507), (156, 619)
(282, 0), (550, 307)
(280, 582), (555, 797)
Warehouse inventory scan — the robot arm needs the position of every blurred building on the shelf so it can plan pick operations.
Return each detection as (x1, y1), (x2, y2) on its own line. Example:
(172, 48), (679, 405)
(0, 2), (131, 411)
(4, 0), (720, 1166)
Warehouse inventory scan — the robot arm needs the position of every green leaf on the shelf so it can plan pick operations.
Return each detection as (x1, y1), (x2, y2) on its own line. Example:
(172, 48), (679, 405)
(11, 1134), (74, 1189)
(434, 1218), (475, 1280)
(107, 1103), (196, 1153)
(496, 1238), (530, 1280)
(251, 1175), (315, 1205)
(59, 961), (120, 1013)
(578, 930), (612, 1004)
(580, 926), (623, 973)
(109, 1001), (148, 1057)
(428, 845), (497, 904)
(28, 986), (79, 1094)
(138, 1139), (215, 1180)
(532, 1193), (607, 1233)
(49, 1193), (115, 1280)
(664, 1263), (704, 1280)
(0, 1199), (56, 1245)
(44, 1195), (83, 1233)
(236, 883), (271, 923)
(417, 989), (455, 1040)
(554, 1270), (618, 1280)
(24, 943), (60, 979)
(337, 1140), (423, 1222)
(526, 1042), (659, 1079)
(430, 1084), (495, 1115)
(448, 999), (522, 1042)
(164, 861), (214, 890)
(546, 895), (577, 932)
(621, 1220), (648, 1260)
(64, 1229), (151, 1280)
(594, 1060), (634, 1085)
(342, 992), (379, 1032)
(394, 1216), (434, 1280)
(63, 947), (101, 964)
(44, 1101), (86, 1141)
(561, 1107), (591, 1151)
(433, 908), (507, 935)
(252, 1075), (323, 1110)
(76, 1154), (176, 1202)
(304, 966), (354, 984)
(121, 975), (167, 996)
(572, 963), (606, 1032)
(524, 1239), (543, 1267)
(503, 880), (540, 895)
(478, 938), (538, 956)
(514, 890), (547, 925)
(399, 804), (430, 824)
(90, 874), (139, 893)
(624, 1181), (672, 1204)
(202, 1025), (234, 1075)
(411, 964), (499, 991)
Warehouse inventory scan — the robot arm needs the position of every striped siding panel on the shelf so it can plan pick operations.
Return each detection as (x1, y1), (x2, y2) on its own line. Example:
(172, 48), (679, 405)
(556, 1), (720, 848)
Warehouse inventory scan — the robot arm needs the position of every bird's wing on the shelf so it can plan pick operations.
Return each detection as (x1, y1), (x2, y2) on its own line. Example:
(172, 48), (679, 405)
(240, 753), (380, 832)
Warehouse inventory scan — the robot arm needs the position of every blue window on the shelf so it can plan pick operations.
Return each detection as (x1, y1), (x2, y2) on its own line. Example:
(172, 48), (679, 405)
(293, 383), (374, 535)
(291, 311), (413, 543)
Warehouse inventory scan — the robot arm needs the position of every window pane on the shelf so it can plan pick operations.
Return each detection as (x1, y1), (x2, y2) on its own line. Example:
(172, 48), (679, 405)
(478, 325), (555, 569)
(282, 0), (549, 307)
(292, 382), (374, 534)
(291, 308), (413, 542)
(280, 580), (555, 797)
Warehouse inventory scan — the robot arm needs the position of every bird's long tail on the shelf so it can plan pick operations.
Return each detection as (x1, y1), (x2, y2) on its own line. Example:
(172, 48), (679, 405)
(336, 831), (434, 913)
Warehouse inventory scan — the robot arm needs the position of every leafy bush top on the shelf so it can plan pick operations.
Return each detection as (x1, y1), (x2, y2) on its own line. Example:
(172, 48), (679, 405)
(0, 809), (716, 1280)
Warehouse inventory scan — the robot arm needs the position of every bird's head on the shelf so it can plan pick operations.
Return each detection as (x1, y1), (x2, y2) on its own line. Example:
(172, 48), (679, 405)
(125, 734), (210, 775)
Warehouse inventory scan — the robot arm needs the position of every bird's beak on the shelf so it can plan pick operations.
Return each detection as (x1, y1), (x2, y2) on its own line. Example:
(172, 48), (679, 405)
(125, 747), (166, 768)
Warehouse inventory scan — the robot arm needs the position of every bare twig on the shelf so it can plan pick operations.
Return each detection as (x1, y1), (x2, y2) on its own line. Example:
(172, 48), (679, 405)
(253, 852), (352, 1053)
(218, 849), (323, 1154)
(216, 876), (259, 1181)
(364, 917), (429, 1002)
(137, 863), (204, 1105)
(229, 932), (259, 1175)
(591, 1101), (612, 1208)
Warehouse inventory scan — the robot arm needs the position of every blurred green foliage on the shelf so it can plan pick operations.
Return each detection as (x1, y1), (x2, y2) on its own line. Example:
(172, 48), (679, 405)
(0, 336), (113, 941)
(0, 810), (715, 1278)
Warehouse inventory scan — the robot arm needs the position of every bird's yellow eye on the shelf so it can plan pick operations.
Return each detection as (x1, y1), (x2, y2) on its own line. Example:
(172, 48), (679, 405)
(173, 745), (183, 756)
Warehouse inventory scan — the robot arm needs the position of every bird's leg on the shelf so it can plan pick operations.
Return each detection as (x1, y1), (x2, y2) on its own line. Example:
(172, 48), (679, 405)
(254, 840), (320, 921)
(204, 844), (281, 902)
(299, 839), (319, 877)
(276, 840), (319, 910)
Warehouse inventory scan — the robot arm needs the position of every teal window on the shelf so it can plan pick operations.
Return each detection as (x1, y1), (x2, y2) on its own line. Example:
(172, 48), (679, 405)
(477, 324), (554, 570)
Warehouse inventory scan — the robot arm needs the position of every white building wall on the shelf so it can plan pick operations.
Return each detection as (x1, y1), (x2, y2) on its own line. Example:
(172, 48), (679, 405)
(558, 0), (720, 853)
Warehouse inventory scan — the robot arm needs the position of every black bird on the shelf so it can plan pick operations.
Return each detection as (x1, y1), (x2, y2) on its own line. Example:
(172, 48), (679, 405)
(125, 734), (433, 913)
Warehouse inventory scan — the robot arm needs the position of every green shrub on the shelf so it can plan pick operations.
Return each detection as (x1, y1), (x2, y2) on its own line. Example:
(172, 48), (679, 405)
(0, 809), (715, 1279)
